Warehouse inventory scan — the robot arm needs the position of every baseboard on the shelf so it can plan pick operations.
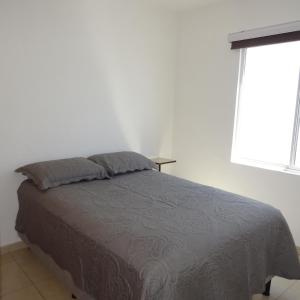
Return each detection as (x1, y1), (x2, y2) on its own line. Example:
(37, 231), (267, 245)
(0, 241), (27, 255)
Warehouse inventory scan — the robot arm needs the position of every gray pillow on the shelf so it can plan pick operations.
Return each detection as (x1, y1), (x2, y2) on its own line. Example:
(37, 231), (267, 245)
(88, 151), (157, 176)
(15, 157), (110, 190)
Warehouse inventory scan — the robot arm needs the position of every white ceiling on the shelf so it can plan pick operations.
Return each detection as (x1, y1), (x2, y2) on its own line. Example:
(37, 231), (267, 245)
(143, 0), (226, 11)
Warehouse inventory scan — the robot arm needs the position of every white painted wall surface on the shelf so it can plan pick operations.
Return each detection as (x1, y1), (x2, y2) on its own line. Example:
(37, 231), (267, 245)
(1, 0), (300, 248)
(0, 0), (176, 246)
(174, 0), (300, 245)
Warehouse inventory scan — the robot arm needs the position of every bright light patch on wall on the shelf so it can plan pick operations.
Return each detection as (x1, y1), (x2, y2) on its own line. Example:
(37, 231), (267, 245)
(232, 41), (300, 173)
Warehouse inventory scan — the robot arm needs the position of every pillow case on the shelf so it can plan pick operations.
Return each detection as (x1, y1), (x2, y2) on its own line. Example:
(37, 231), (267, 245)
(15, 157), (110, 190)
(88, 151), (157, 176)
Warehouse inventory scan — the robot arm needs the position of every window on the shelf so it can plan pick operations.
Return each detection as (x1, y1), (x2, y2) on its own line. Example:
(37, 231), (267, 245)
(232, 41), (300, 173)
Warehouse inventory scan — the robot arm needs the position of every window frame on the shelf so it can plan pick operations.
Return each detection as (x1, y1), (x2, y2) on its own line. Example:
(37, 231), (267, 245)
(231, 47), (300, 175)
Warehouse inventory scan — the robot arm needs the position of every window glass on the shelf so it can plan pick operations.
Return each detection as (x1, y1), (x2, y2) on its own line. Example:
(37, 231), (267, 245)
(233, 41), (300, 167)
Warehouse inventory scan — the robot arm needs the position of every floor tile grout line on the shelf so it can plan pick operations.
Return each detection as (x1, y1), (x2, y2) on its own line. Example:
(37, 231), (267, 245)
(10, 249), (47, 300)
(14, 264), (47, 300)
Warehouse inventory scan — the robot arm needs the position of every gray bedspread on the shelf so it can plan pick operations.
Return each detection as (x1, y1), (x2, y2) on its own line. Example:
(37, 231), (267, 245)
(16, 170), (300, 300)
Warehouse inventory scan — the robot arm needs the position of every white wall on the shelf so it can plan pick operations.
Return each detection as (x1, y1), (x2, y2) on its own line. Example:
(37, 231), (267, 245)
(0, 0), (176, 246)
(174, 0), (300, 245)
(2, 0), (300, 248)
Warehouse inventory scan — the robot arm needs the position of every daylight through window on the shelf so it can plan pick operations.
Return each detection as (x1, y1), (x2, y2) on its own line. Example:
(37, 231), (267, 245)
(232, 41), (300, 173)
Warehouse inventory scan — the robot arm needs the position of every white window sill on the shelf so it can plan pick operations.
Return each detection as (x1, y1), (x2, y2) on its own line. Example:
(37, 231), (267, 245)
(231, 157), (300, 176)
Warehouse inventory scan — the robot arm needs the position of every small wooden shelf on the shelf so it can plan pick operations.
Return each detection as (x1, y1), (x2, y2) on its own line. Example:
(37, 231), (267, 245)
(151, 157), (176, 172)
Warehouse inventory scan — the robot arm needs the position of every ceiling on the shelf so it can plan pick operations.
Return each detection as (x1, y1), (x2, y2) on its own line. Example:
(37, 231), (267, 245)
(143, 0), (226, 11)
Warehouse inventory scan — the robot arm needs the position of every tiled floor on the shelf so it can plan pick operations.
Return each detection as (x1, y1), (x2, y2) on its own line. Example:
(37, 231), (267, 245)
(1, 248), (71, 300)
(0, 248), (299, 300)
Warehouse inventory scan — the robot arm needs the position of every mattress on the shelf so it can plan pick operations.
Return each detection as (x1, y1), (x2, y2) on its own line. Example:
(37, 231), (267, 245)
(15, 170), (300, 300)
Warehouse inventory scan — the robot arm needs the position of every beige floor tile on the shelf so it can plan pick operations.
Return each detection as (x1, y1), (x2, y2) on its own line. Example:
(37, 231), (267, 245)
(19, 259), (53, 283)
(252, 294), (276, 300)
(278, 280), (300, 300)
(11, 248), (53, 283)
(11, 248), (36, 266)
(252, 277), (297, 300)
(0, 243), (27, 255)
(35, 277), (71, 300)
(0, 262), (31, 296)
(268, 277), (295, 299)
(0, 254), (13, 266)
(45, 295), (73, 300)
(0, 286), (44, 300)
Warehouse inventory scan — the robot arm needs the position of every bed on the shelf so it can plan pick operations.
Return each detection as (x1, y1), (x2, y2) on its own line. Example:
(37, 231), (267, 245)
(15, 156), (300, 300)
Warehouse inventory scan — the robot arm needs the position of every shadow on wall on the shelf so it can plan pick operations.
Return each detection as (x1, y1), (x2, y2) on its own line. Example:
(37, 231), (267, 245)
(0, 0), (173, 246)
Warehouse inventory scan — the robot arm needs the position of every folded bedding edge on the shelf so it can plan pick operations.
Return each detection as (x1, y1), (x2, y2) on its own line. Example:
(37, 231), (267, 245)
(18, 232), (278, 300)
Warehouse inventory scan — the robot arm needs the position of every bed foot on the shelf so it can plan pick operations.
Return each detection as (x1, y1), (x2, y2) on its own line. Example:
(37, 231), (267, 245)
(263, 280), (271, 296)
(71, 294), (77, 299)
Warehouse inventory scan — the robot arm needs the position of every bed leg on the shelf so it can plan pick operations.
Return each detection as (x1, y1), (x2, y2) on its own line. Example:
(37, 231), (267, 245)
(263, 280), (271, 296)
(71, 294), (77, 299)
